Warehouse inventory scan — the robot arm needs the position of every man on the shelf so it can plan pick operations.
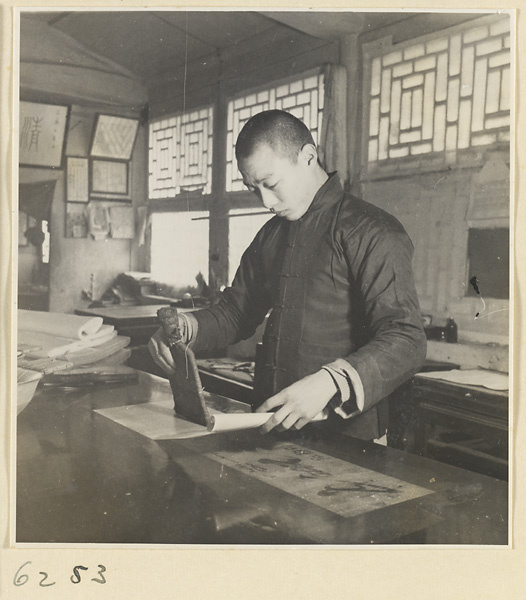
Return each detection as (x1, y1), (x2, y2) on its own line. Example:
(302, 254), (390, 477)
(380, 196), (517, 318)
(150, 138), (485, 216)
(149, 110), (426, 440)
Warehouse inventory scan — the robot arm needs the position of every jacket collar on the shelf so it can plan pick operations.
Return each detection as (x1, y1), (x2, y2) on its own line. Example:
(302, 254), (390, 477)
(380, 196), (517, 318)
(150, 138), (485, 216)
(300, 172), (343, 219)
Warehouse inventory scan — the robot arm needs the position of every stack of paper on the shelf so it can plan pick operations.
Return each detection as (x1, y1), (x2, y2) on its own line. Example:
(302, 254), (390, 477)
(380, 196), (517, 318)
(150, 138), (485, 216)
(17, 309), (131, 372)
(417, 369), (509, 391)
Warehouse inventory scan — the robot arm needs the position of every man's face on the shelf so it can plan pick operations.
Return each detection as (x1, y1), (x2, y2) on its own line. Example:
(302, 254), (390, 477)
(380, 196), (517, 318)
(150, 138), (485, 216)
(238, 143), (315, 221)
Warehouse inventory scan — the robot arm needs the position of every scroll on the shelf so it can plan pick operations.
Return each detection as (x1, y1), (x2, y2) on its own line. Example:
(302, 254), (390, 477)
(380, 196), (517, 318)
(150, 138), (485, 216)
(206, 410), (328, 433)
(207, 412), (272, 433)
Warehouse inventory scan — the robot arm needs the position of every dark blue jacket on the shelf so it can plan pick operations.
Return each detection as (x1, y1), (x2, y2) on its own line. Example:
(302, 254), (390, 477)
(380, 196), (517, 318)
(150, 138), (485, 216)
(193, 174), (426, 439)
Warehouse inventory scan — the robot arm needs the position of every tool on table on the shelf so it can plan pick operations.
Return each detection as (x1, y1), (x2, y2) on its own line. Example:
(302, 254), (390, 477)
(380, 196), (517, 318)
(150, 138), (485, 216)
(43, 364), (138, 388)
(206, 361), (255, 376)
(157, 306), (210, 427)
(157, 306), (274, 433)
(157, 306), (271, 432)
(233, 362), (254, 372)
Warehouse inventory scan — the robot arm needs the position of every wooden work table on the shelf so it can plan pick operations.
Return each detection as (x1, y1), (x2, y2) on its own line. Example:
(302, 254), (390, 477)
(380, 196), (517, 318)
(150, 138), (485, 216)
(16, 371), (507, 545)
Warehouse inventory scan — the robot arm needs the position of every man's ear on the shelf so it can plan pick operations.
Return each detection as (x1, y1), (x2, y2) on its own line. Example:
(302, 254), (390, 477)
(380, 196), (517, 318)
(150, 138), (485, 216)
(300, 143), (318, 166)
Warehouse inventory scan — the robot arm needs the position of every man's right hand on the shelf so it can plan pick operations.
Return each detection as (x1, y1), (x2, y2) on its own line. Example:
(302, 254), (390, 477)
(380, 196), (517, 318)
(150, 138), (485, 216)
(148, 327), (176, 375)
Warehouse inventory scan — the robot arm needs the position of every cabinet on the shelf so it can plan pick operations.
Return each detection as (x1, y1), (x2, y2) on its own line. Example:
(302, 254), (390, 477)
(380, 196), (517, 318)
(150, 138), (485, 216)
(410, 376), (508, 481)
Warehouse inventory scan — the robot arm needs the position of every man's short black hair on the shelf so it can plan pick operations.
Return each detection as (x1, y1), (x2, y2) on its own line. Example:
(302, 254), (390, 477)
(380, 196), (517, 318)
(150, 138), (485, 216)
(235, 109), (316, 163)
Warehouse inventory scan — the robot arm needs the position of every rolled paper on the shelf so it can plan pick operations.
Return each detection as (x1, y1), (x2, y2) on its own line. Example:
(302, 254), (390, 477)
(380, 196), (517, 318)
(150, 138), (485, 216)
(18, 309), (103, 340)
(207, 412), (273, 433)
(207, 409), (329, 433)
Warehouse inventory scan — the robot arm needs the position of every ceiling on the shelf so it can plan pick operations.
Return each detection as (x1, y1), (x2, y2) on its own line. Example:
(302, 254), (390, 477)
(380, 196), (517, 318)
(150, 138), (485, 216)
(22, 10), (416, 83)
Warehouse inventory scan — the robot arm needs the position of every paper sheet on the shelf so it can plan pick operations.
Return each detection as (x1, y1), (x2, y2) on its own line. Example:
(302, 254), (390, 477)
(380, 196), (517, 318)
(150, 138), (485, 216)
(18, 330), (83, 357)
(87, 202), (111, 239)
(162, 436), (434, 524)
(18, 309), (103, 339)
(65, 335), (130, 366)
(18, 326), (116, 358)
(95, 397), (212, 440)
(201, 441), (434, 521)
(109, 205), (135, 239)
(17, 356), (73, 374)
(97, 396), (330, 439)
(65, 202), (88, 238)
(418, 369), (509, 391)
(96, 392), (270, 439)
(96, 402), (433, 520)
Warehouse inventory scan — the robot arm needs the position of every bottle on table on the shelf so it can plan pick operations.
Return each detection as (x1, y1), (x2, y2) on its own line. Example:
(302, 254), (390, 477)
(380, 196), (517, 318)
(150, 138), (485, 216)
(445, 317), (458, 343)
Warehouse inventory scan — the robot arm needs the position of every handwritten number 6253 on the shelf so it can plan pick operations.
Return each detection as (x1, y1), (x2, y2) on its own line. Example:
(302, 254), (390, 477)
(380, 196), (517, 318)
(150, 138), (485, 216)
(13, 561), (106, 586)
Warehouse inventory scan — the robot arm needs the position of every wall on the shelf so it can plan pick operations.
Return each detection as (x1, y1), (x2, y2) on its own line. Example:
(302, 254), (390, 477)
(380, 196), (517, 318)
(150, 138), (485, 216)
(362, 150), (509, 345)
(357, 14), (511, 347)
(18, 233), (39, 285)
(19, 106), (148, 314)
(19, 19), (148, 314)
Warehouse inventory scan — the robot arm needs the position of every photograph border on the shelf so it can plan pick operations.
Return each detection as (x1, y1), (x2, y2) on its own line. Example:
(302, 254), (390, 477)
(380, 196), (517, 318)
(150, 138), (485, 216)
(2, 3), (523, 599)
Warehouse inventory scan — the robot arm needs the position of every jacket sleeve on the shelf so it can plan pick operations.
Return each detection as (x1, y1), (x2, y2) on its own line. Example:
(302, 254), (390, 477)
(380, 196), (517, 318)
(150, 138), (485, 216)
(190, 230), (272, 355)
(326, 221), (427, 413)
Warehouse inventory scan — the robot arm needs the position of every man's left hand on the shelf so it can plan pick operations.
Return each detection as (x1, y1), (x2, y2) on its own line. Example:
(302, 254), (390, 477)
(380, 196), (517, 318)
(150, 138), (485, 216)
(256, 369), (337, 433)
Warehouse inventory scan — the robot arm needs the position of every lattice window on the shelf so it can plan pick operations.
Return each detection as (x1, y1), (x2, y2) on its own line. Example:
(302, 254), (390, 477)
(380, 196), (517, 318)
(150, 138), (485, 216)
(149, 107), (213, 199)
(366, 15), (510, 165)
(226, 72), (325, 192)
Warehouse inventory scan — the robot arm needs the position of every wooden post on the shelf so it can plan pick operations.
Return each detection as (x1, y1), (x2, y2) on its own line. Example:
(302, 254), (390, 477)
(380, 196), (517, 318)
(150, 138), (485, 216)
(209, 54), (229, 291)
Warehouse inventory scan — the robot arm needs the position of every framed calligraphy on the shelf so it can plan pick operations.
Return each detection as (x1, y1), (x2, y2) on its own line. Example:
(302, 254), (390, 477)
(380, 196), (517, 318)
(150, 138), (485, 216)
(90, 114), (139, 160)
(19, 101), (69, 168)
(66, 157), (89, 203)
(90, 159), (129, 198)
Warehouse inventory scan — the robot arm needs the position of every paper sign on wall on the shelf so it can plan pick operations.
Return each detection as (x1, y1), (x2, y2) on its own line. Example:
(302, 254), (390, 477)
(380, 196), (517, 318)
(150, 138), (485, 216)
(109, 206), (135, 239)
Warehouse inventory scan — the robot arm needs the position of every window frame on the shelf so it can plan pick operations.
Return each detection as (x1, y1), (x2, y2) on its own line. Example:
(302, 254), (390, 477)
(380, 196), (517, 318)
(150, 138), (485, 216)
(147, 67), (327, 286)
(360, 14), (511, 180)
(148, 104), (215, 202)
